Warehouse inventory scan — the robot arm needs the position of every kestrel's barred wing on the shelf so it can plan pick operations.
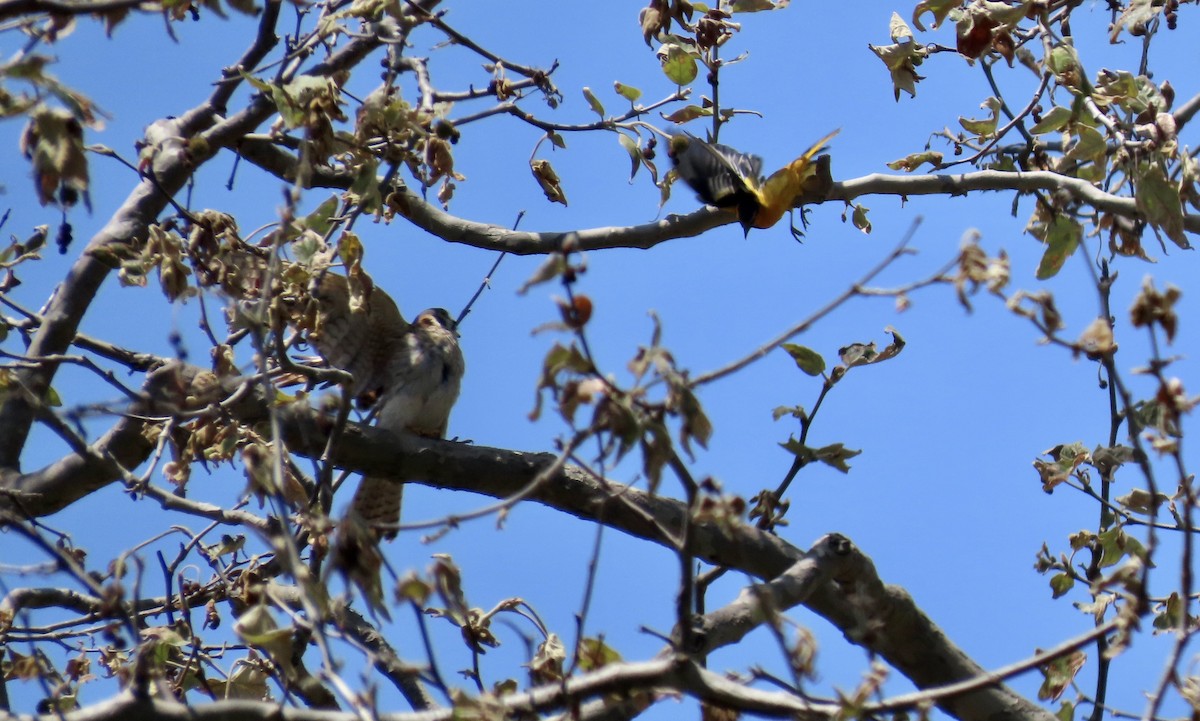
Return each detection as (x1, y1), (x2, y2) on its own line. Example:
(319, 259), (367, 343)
(309, 272), (408, 404)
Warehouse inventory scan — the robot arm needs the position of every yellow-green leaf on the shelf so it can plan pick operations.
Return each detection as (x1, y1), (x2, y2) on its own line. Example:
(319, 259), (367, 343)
(614, 81), (641, 103)
(617, 133), (641, 181)
(912, 0), (959, 30)
(662, 105), (711, 124)
(1135, 163), (1189, 249)
(781, 343), (826, 376)
(582, 87), (605, 117)
(1035, 216), (1081, 280)
(1049, 572), (1075, 598)
(887, 150), (942, 172)
(959, 97), (1000, 139)
(660, 44), (698, 86)
(851, 203), (872, 233)
(1029, 106), (1073, 135)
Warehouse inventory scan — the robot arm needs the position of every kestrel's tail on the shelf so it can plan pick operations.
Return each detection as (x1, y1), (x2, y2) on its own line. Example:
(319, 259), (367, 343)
(349, 475), (403, 541)
(330, 464), (404, 621)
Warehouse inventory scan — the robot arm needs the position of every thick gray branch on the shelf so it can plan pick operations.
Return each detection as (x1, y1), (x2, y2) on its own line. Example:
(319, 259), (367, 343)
(1, 362), (1055, 721)
(686, 532), (855, 655)
(237, 136), (1200, 255)
(0, 658), (842, 721)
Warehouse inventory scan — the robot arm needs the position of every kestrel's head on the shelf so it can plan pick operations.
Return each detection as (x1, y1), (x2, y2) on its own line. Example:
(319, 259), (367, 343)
(414, 308), (459, 337)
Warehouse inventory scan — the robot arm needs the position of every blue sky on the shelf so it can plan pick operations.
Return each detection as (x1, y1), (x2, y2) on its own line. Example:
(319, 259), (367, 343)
(2, 0), (1198, 717)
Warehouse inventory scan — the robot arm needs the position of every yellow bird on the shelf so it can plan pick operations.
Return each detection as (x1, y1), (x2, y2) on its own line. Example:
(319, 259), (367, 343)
(669, 130), (838, 236)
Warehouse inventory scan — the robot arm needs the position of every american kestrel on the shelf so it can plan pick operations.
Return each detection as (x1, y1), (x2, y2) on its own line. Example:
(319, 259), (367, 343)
(309, 273), (465, 540)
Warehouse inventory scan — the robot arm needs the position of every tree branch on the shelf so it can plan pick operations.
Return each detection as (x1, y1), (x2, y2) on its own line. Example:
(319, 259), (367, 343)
(235, 137), (1200, 256)
(1, 361), (1056, 721)
(0, 0), (144, 22)
(0, 657), (844, 721)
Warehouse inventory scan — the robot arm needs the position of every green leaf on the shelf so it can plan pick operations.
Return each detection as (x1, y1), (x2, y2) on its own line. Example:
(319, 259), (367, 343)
(1046, 43), (1081, 79)
(661, 105), (710, 124)
(576, 637), (622, 671)
(582, 87), (605, 117)
(812, 442), (861, 473)
(1115, 488), (1169, 515)
(272, 76), (336, 129)
(1029, 106), (1073, 135)
(886, 150), (942, 172)
(959, 97), (1000, 139)
(781, 343), (826, 376)
(1135, 163), (1189, 249)
(1064, 124), (1105, 165)
(1037, 650), (1085, 702)
(677, 386), (712, 452)
(912, 0), (959, 30)
(1035, 216), (1081, 280)
(613, 81), (641, 103)
(238, 69), (273, 94)
(851, 203), (872, 233)
(1049, 572), (1075, 599)
(292, 233), (321, 264)
(518, 254), (568, 295)
(781, 439), (860, 472)
(1097, 527), (1148, 568)
(731, 0), (778, 11)
(617, 133), (641, 181)
(302, 195), (339, 236)
(660, 44), (698, 86)
(1034, 442), (1089, 492)
(234, 604), (294, 665)
(640, 421), (671, 491)
(869, 33), (926, 99)
(347, 158), (381, 213)
(1152, 592), (1182, 632)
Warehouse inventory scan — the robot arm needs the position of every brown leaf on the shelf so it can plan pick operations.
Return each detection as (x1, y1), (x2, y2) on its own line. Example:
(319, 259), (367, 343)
(530, 159), (568, 206)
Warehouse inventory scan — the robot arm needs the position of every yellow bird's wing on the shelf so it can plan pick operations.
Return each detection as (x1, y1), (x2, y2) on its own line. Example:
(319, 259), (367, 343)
(669, 133), (764, 208)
